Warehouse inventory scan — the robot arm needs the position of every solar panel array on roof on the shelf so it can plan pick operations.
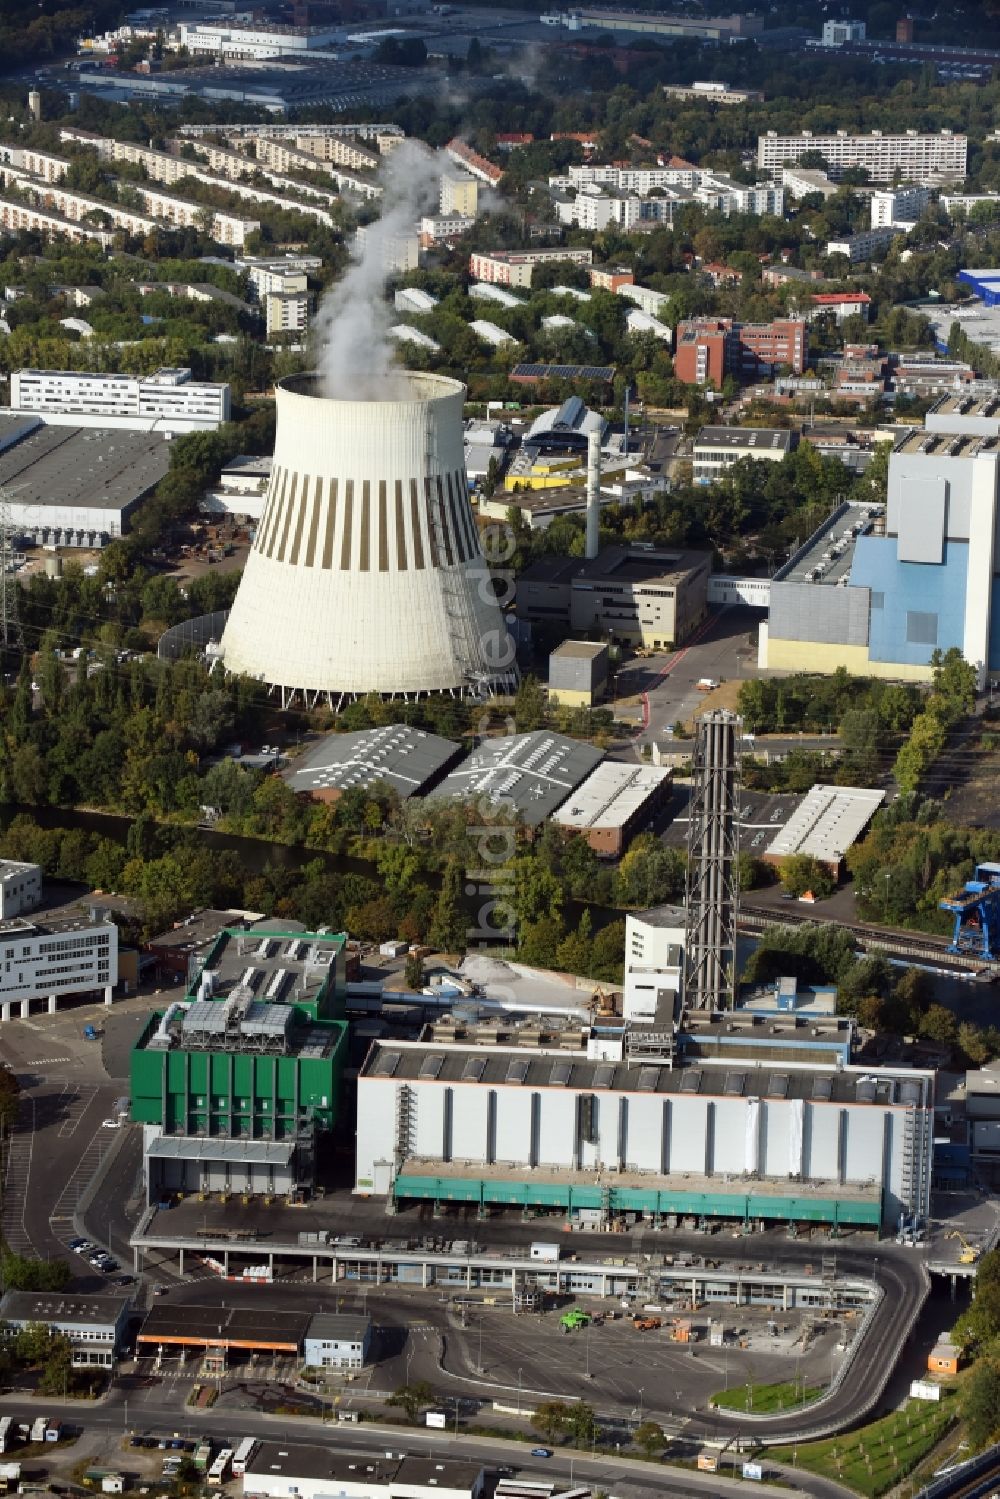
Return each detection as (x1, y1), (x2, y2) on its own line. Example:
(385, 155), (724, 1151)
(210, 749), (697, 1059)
(593, 1063), (615, 1088)
(512, 362), (616, 382)
(419, 1054), (444, 1079)
(812, 1076), (833, 1100)
(680, 1069), (702, 1093)
(462, 1057), (487, 1082)
(375, 1050), (401, 1077)
(506, 1058), (529, 1084)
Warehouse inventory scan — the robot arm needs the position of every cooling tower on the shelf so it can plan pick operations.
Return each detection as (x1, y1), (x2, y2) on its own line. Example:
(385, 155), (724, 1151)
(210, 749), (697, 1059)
(220, 373), (517, 705)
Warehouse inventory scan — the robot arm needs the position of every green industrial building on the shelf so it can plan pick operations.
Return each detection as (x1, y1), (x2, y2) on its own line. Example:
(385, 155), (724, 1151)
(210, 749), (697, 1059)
(131, 923), (349, 1203)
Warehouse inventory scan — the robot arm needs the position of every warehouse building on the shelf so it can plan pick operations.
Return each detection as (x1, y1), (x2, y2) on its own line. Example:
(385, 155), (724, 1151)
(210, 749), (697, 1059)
(0, 424), (170, 547)
(428, 731), (603, 827)
(0, 1291), (131, 1368)
(764, 784), (886, 878)
(553, 762), (672, 857)
(282, 725), (461, 802)
(243, 1443), (486, 1499)
(130, 921), (349, 1201)
(548, 639), (609, 707)
(354, 1038), (933, 1232)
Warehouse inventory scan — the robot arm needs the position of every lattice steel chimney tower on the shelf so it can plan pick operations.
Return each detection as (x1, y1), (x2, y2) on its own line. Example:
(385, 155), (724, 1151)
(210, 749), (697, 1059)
(683, 709), (741, 1010)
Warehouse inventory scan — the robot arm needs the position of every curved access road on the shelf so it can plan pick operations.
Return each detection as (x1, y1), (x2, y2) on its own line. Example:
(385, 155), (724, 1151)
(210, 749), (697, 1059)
(687, 1249), (929, 1445)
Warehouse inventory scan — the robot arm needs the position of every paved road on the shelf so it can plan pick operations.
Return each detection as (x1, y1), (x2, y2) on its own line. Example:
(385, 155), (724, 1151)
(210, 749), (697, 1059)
(613, 606), (761, 739)
(0, 1392), (857, 1499)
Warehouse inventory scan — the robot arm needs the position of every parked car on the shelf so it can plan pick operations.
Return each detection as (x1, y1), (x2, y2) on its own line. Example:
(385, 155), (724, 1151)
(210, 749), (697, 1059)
(69, 1238), (89, 1251)
(530, 1449), (552, 1459)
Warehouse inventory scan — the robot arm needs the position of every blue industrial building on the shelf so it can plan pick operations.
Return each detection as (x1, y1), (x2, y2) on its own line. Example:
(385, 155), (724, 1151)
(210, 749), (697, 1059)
(958, 269), (1000, 306)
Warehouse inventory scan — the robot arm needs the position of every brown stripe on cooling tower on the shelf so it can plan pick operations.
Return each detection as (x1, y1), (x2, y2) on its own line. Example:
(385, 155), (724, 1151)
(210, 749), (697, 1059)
(259, 467), (286, 556)
(395, 480), (407, 570)
(423, 478), (439, 567)
(340, 479), (354, 569)
(304, 475), (323, 567)
(288, 474), (312, 565)
(436, 476), (454, 567)
(275, 472), (298, 562)
(359, 481), (371, 572)
(321, 479), (338, 570)
(410, 480), (425, 570)
(378, 480), (389, 572)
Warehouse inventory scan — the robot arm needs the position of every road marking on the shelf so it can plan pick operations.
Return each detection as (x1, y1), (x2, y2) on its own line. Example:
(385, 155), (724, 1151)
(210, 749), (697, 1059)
(57, 1085), (99, 1138)
(33, 1056), (72, 1066)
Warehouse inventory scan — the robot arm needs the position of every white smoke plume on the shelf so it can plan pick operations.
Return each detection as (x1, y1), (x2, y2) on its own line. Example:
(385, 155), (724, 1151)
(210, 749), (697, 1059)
(315, 140), (444, 401)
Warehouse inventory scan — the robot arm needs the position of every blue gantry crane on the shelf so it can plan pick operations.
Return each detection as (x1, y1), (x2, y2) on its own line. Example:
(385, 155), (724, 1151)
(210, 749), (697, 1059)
(940, 863), (1000, 960)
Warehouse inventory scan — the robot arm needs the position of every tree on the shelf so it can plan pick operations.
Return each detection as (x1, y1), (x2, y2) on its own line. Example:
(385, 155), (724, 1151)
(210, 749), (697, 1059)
(514, 675), (546, 732)
(428, 861), (468, 953)
(964, 1360), (1000, 1448)
(38, 1334), (73, 1395)
(634, 1419), (665, 1457)
(387, 1381), (435, 1423)
(778, 855), (834, 900)
(531, 1400), (571, 1442)
(404, 951), (425, 990)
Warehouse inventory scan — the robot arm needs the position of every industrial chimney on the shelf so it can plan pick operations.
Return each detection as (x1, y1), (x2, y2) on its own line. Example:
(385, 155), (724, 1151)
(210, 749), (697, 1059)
(220, 372), (517, 707)
(585, 427), (601, 560)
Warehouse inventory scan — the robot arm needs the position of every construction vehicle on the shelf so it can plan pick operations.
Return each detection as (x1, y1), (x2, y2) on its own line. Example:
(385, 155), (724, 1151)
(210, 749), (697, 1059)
(945, 1231), (980, 1265)
(633, 1316), (661, 1332)
(560, 1309), (591, 1331)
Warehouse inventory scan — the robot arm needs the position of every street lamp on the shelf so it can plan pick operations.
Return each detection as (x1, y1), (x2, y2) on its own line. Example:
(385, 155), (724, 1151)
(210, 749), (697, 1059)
(638, 1387), (644, 1426)
(517, 1367), (523, 1416)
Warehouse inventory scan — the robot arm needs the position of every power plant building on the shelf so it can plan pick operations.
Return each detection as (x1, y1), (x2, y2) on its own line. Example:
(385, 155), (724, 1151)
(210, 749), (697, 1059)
(130, 921), (349, 1201)
(354, 1037), (933, 1233)
(219, 373), (516, 706)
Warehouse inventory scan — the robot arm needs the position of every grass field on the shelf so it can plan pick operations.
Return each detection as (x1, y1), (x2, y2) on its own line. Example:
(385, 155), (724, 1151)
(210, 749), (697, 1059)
(712, 1381), (821, 1413)
(769, 1396), (956, 1497)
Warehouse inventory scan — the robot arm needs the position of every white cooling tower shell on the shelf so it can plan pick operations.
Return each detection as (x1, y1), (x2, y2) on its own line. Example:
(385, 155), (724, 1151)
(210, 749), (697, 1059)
(220, 373), (515, 700)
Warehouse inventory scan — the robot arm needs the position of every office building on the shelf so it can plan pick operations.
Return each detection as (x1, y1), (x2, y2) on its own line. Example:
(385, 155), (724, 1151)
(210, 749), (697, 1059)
(624, 905), (685, 1023)
(822, 18), (866, 43)
(176, 20), (340, 59)
(553, 761), (672, 857)
(0, 905), (117, 1023)
(0, 862), (41, 920)
(130, 921), (349, 1201)
(0, 1291), (131, 1368)
(547, 639), (608, 707)
(569, 546), (710, 648)
(355, 1036), (933, 1233)
(663, 80), (764, 105)
(469, 248), (593, 289)
(871, 184), (932, 228)
(10, 368), (230, 431)
(675, 318), (807, 385)
(302, 1313), (372, 1370)
(693, 426), (798, 485)
(757, 129), (967, 183)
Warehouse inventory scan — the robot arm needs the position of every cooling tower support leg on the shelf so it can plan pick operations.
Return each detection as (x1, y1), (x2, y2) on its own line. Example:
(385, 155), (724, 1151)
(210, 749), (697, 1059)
(683, 709), (741, 1010)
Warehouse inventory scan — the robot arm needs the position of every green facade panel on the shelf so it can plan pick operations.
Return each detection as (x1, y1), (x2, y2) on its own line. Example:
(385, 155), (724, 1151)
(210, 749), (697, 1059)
(393, 1175), (883, 1228)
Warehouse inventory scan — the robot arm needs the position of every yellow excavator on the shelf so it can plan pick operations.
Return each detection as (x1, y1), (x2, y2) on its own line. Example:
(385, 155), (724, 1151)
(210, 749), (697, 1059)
(945, 1231), (980, 1265)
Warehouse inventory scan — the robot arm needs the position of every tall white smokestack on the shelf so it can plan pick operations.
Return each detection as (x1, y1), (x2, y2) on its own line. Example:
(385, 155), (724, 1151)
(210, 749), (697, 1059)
(585, 427), (601, 560)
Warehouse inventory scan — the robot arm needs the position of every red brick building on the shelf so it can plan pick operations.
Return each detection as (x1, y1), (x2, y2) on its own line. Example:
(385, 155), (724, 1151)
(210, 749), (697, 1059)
(674, 316), (807, 384)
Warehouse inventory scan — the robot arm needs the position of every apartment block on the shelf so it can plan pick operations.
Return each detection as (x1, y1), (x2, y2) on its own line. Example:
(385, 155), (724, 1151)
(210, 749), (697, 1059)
(757, 129), (967, 183)
(0, 141), (70, 182)
(674, 317), (807, 384)
(440, 171), (478, 217)
(445, 138), (503, 188)
(0, 195), (113, 248)
(871, 184), (931, 227)
(0, 907), (117, 1023)
(469, 248), (593, 288)
(266, 290), (308, 338)
(827, 226), (902, 263)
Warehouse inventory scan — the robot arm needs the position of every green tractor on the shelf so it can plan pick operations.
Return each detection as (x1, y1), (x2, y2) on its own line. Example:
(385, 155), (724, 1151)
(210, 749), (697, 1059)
(560, 1309), (592, 1332)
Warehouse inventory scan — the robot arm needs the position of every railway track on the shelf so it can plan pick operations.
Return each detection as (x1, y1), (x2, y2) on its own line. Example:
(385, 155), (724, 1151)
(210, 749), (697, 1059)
(738, 903), (1000, 977)
(916, 1443), (1000, 1498)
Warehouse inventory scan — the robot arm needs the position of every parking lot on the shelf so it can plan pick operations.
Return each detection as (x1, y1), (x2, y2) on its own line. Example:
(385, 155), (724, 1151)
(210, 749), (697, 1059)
(613, 606), (761, 739)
